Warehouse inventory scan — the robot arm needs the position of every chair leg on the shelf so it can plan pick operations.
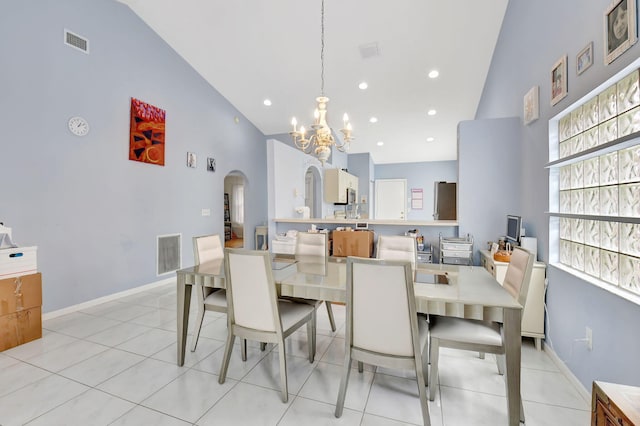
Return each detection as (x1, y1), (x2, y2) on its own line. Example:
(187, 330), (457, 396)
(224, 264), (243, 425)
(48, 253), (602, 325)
(191, 286), (207, 352)
(478, 352), (485, 359)
(428, 337), (440, 401)
(191, 307), (206, 352)
(325, 301), (337, 332)
(218, 332), (236, 384)
(241, 338), (247, 362)
(335, 353), (352, 418)
(357, 361), (364, 373)
(415, 354), (432, 426)
(496, 353), (505, 375)
(278, 338), (288, 403)
(307, 311), (316, 363)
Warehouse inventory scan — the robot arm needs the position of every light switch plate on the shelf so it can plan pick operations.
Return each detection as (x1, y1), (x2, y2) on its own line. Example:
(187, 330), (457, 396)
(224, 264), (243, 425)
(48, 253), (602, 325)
(201, 209), (211, 217)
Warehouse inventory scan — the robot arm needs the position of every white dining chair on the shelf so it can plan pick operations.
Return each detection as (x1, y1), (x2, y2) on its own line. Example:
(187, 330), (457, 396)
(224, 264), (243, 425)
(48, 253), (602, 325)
(335, 257), (430, 426)
(427, 246), (534, 422)
(219, 248), (317, 403)
(376, 234), (418, 274)
(190, 234), (228, 352)
(294, 232), (337, 332)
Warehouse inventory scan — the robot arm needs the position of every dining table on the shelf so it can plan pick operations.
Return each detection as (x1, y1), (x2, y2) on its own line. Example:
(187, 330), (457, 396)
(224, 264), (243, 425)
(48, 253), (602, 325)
(175, 256), (524, 426)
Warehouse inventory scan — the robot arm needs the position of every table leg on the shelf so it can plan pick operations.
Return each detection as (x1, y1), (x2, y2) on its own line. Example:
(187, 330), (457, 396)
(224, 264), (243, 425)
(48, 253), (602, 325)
(176, 274), (192, 366)
(503, 307), (523, 426)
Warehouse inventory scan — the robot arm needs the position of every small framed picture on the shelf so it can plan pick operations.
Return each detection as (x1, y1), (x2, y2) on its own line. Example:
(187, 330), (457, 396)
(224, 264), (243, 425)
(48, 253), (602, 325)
(207, 157), (216, 172)
(551, 55), (568, 106)
(604, 0), (637, 64)
(187, 152), (197, 168)
(523, 86), (539, 125)
(577, 42), (594, 75)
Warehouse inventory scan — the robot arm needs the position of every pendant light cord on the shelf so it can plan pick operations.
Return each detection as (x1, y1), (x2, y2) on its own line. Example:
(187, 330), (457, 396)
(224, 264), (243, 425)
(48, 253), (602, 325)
(320, 0), (325, 96)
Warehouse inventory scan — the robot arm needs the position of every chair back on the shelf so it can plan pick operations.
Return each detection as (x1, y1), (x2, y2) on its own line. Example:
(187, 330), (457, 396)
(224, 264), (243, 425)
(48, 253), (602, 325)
(376, 235), (417, 272)
(295, 232), (328, 257)
(503, 246), (535, 307)
(193, 234), (224, 264)
(347, 257), (417, 357)
(224, 249), (279, 333)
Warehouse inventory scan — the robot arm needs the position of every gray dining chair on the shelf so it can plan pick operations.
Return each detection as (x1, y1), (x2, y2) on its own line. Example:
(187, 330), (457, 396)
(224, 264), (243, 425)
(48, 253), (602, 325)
(335, 257), (430, 426)
(190, 234), (228, 352)
(219, 248), (317, 403)
(293, 232), (337, 332)
(427, 246), (534, 422)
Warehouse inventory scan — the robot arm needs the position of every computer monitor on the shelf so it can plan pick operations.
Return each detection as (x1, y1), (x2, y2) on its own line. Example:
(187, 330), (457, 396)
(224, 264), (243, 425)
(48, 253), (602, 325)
(506, 215), (522, 244)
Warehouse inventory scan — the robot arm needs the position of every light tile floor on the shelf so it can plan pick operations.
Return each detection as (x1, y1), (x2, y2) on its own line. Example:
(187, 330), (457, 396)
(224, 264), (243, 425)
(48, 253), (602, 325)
(0, 283), (591, 425)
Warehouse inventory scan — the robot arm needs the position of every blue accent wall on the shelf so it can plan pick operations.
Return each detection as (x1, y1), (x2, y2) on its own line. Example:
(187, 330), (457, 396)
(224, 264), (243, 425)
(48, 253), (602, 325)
(0, 0), (268, 312)
(476, 0), (640, 389)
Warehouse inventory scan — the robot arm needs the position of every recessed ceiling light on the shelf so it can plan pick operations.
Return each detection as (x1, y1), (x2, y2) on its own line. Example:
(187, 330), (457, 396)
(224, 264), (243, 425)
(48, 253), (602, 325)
(369, 117), (378, 123)
(428, 70), (439, 79)
(377, 141), (384, 146)
(263, 99), (272, 106)
(359, 82), (368, 90)
(427, 109), (437, 116)
(426, 137), (435, 142)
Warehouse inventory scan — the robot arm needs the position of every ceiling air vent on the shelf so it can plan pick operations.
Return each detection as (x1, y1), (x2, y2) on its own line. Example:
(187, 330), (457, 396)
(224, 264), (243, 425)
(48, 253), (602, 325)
(64, 29), (89, 54)
(359, 42), (380, 59)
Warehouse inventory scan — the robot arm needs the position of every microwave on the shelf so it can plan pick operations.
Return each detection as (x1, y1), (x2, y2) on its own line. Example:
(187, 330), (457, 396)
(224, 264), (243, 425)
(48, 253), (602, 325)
(335, 188), (356, 205)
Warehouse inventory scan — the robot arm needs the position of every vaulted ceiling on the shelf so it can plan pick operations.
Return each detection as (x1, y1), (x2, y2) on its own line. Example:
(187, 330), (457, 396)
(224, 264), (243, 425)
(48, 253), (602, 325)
(118, 0), (508, 164)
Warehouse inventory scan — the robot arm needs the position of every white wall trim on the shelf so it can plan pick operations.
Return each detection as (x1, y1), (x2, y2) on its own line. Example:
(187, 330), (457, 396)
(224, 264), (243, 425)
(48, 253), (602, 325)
(544, 344), (592, 405)
(42, 277), (175, 320)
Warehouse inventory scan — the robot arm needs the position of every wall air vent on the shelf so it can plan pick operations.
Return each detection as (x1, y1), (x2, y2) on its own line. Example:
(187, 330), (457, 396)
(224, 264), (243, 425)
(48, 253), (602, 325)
(157, 233), (181, 275)
(64, 29), (89, 54)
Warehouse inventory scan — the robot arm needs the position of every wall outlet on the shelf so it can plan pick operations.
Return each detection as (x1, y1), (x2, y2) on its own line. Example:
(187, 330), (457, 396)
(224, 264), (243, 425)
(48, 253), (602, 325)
(201, 208), (211, 217)
(586, 327), (593, 351)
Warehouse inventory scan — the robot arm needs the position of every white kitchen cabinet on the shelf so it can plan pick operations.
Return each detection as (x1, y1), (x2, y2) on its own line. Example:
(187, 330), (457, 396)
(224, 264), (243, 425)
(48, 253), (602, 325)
(324, 169), (358, 204)
(480, 249), (546, 350)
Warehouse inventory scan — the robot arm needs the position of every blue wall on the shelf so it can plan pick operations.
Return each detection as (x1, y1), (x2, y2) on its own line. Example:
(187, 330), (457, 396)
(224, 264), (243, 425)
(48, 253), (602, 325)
(0, 0), (268, 312)
(476, 0), (640, 388)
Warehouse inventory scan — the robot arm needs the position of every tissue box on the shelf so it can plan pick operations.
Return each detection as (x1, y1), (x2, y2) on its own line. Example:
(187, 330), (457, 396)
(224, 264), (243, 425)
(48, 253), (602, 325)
(0, 246), (37, 279)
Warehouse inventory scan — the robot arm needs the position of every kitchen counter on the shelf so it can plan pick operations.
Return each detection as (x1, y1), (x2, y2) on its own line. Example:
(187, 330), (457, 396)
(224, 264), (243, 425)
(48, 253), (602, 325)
(273, 218), (457, 227)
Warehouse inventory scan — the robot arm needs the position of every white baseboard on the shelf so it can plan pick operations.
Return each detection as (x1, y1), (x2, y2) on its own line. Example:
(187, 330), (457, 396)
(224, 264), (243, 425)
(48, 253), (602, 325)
(42, 277), (175, 320)
(544, 345), (592, 405)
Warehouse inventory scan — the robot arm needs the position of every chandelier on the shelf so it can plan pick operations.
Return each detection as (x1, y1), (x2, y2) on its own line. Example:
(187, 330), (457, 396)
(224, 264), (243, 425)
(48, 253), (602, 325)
(289, 0), (353, 165)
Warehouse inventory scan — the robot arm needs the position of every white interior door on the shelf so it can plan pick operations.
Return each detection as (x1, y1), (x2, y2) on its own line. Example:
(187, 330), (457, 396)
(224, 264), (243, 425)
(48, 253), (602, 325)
(374, 179), (407, 220)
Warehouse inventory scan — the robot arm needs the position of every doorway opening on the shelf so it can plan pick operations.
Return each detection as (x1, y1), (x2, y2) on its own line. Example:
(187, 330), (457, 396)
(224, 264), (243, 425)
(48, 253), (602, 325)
(224, 172), (246, 248)
(304, 166), (322, 219)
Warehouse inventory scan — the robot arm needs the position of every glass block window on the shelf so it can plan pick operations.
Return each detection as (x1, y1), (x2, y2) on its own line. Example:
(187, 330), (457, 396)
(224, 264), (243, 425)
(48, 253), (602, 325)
(552, 67), (640, 301)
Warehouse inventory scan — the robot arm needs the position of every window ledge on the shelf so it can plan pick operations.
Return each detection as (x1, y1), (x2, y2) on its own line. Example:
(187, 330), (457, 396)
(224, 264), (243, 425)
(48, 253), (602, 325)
(550, 262), (640, 306)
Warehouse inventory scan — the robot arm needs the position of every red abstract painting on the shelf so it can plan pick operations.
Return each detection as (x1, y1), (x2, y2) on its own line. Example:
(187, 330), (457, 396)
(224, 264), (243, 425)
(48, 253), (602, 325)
(129, 98), (166, 165)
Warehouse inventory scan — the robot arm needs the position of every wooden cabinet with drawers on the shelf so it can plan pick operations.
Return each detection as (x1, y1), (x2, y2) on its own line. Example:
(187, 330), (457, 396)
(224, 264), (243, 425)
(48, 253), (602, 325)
(592, 381), (640, 425)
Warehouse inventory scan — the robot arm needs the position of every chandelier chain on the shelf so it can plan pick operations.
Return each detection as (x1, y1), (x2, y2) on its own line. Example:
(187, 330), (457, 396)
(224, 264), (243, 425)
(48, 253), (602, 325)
(320, 0), (325, 96)
(288, 0), (352, 165)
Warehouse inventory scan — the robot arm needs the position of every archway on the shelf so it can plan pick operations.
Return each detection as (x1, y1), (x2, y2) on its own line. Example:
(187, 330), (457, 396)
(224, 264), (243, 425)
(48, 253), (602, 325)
(224, 171), (247, 248)
(304, 166), (322, 219)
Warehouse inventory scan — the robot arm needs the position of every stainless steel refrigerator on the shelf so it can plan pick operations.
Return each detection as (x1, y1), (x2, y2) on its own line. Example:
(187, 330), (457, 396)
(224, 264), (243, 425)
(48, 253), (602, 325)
(433, 182), (456, 220)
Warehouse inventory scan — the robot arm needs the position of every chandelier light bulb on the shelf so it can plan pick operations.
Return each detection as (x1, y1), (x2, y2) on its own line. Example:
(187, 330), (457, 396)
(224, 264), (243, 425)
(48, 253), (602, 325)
(291, 117), (297, 132)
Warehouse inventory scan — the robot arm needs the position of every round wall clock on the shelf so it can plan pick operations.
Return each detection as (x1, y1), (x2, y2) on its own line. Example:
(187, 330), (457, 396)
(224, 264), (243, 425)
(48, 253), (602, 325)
(68, 116), (90, 136)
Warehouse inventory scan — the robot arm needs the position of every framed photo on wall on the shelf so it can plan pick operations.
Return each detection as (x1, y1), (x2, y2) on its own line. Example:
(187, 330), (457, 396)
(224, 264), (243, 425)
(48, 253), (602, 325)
(523, 86), (539, 125)
(551, 55), (568, 106)
(577, 42), (594, 75)
(604, 0), (637, 64)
